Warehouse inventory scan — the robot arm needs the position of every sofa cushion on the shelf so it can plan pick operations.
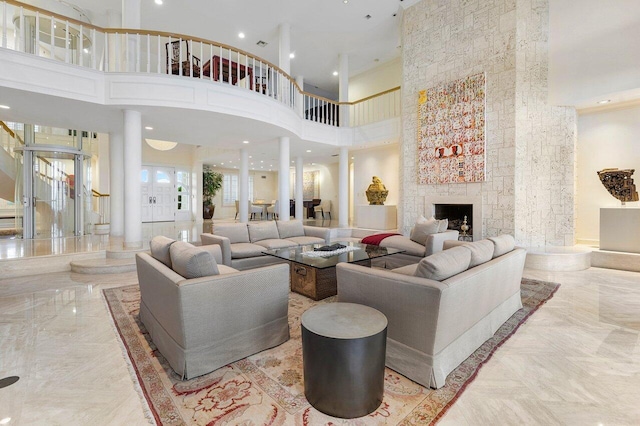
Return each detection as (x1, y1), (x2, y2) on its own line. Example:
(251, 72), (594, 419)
(169, 241), (220, 279)
(463, 240), (495, 268)
(217, 264), (239, 275)
(488, 234), (516, 258)
(391, 263), (419, 276)
(213, 223), (250, 244)
(414, 246), (471, 281)
(276, 220), (305, 239)
(198, 244), (223, 264)
(149, 236), (175, 267)
(380, 235), (426, 257)
(230, 242), (266, 259)
(248, 221), (280, 243)
(409, 221), (440, 245)
(285, 236), (325, 246)
(255, 239), (298, 250)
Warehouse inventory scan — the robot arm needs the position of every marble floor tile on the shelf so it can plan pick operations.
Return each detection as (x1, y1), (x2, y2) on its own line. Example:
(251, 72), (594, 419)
(0, 266), (639, 425)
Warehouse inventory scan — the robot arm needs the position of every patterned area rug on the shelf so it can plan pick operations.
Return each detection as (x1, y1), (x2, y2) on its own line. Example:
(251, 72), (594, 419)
(103, 278), (559, 425)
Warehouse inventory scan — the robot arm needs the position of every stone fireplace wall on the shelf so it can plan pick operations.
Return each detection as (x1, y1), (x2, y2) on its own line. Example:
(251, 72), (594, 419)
(400, 0), (576, 246)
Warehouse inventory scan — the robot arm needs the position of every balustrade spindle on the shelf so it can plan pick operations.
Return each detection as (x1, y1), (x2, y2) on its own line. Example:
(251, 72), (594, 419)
(136, 33), (140, 72)
(64, 21), (69, 63)
(104, 32), (108, 71)
(167, 35), (172, 74)
(188, 39), (192, 77)
(156, 35), (160, 73)
(35, 12), (40, 56)
(146, 34), (150, 73)
(19, 7), (24, 52)
(209, 44), (213, 81)
(114, 32), (120, 71)
(2, 1), (7, 49)
(199, 41), (203, 79)
(178, 38), (182, 76)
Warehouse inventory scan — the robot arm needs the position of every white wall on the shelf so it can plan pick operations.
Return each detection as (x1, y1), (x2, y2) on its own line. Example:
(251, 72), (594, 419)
(352, 143), (399, 213)
(348, 58), (401, 101)
(576, 105), (640, 244)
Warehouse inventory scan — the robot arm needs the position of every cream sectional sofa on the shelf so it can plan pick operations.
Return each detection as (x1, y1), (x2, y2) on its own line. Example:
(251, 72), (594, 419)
(201, 220), (330, 270)
(336, 235), (525, 389)
(374, 229), (460, 269)
(136, 236), (290, 379)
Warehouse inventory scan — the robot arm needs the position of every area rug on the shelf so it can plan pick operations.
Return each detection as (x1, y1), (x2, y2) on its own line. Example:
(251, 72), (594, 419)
(103, 278), (559, 425)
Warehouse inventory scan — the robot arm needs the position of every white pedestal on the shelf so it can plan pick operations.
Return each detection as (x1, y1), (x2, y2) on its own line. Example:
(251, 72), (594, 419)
(356, 205), (397, 230)
(600, 207), (640, 253)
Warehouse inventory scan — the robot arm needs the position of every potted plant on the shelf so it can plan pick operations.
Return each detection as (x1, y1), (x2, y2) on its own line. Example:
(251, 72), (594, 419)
(203, 166), (223, 219)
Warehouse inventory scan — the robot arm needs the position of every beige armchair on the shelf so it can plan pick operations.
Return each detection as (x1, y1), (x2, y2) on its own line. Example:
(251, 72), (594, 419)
(136, 237), (290, 379)
(250, 200), (263, 220)
(314, 199), (332, 219)
(266, 200), (278, 220)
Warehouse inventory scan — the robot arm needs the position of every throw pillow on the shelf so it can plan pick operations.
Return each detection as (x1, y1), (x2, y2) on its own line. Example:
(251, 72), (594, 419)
(414, 246), (472, 281)
(169, 241), (220, 279)
(463, 239), (494, 267)
(437, 218), (449, 233)
(149, 236), (175, 267)
(247, 221), (280, 242)
(416, 215), (434, 224)
(488, 234), (516, 258)
(276, 220), (305, 239)
(410, 220), (440, 245)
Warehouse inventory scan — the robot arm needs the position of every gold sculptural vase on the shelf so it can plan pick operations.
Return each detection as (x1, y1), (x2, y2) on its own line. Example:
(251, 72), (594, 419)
(597, 168), (639, 205)
(365, 176), (389, 205)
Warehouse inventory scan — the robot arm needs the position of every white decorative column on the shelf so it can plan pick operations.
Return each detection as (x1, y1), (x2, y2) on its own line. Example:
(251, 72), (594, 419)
(338, 53), (349, 126)
(108, 130), (124, 236)
(123, 109), (142, 248)
(194, 161), (203, 224)
(295, 156), (304, 219)
(338, 146), (349, 227)
(122, 0), (141, 72)
(239, 149), (249, 223)
(278, 23), (291, 74)
(278, 137), (291, 221)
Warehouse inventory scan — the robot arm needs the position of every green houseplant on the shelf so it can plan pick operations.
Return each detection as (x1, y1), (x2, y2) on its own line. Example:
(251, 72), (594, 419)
(203, 166), (223, 219)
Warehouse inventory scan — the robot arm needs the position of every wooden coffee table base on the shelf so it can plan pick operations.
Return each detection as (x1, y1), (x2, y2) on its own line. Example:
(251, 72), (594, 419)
(289, 259), (371, 301)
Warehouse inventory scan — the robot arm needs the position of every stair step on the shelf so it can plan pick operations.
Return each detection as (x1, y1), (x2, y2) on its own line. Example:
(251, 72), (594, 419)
(106, 248), (147, 259)
(70, 258), (136, 274)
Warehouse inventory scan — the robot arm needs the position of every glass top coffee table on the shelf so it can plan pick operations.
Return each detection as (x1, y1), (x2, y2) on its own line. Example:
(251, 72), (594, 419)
(264, 242), (404, 300)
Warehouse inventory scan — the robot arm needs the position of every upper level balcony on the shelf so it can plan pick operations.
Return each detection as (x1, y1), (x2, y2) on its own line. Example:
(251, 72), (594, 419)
(0, 0), (401, 150)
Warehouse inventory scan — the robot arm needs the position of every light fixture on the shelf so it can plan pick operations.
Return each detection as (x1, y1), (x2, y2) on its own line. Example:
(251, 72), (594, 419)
(154, 0), (163, 4)
(270, 164), (273, 167)
(343, 0), (348, 3)
(83, 48), (89, 53)
(144, 126), (153, 130)
(221, 162), (225, 165)
(289, 52), (295, 59)
(597, 99), (611, 104)
(249, 155), (252, 158)
(0, 418), (11, 425)
(145, 139), (177, 151)
(243, 140), (249, 144)
(0, 105), (9, 109)
(306, 149), (312, 152)
(238, 32), (245, 39)
(260, 160), (264, 163)
(332, 71), (338, 76)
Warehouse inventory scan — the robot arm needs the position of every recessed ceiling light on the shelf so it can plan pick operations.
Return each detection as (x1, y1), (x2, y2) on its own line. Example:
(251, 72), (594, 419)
(332, 71), (338, 76)
(270, 164), (273, 167)
(597, 99), (611, 104)
(289, 52), (295, 59)
(0, 418), (11, 425)
(351, 156), (354, 159)
(243, 140), (249, 144)
(0, 104), (10, 109)
(343, 0), (348, 3)
(154, 0), (162, 4)
(306, 149), (312, 152)
(238, 32), (245, 39)
(83, 48), (89, 53)
(260, 160), (264, 163)
(249, 155), (252, 158)
(311, 162), (316, 165)
(144, 126), (153, 130)
(291, 161), (294, 163)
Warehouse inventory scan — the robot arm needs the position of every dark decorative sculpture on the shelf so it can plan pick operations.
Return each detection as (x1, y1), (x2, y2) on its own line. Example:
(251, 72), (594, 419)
(597, 168), (639, 205)
(365, 176), (389, 205)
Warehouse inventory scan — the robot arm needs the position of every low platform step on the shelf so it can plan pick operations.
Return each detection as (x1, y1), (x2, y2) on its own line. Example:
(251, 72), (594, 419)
(70, 258), (136, 274)
(525, 246), (592, 272)
(591, 249), (640, 273)
(106, 247), (147, 259)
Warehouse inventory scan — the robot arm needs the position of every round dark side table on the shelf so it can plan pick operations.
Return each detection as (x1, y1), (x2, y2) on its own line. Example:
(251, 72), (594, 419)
(301, 302), (387, 419)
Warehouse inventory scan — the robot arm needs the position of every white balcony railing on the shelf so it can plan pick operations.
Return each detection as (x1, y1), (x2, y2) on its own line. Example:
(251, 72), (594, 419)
(0, 0), (400, 128)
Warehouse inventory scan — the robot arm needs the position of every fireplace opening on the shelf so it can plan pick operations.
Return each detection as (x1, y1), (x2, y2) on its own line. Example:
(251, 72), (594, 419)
(434, 204), (473, 236)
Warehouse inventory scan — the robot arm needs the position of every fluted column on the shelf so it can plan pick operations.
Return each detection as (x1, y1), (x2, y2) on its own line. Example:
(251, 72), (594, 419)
(295, 156), (304, 219)
(338, 146), (349, 227)
(278, 137), (290, 221)
(239, 149), (249, 222)
(108, 130), (124, 236)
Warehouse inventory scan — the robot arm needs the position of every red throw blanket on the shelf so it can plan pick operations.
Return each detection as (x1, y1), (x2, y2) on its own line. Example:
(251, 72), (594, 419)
(361, 233), (401, 245)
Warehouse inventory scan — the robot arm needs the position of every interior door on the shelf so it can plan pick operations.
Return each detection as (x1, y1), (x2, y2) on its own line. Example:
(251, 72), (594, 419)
(141, 166), (175, 223)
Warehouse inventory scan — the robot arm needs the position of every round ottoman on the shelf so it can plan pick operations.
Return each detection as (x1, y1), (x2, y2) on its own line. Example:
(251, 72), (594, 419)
(301, 302), (387, 418)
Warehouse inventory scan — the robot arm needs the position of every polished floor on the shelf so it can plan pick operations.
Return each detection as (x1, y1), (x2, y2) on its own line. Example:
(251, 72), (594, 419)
(0, 265), (639, 425)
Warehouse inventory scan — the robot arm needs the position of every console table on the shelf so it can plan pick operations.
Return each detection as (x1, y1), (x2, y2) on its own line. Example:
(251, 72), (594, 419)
(202, 56), (253, 89)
